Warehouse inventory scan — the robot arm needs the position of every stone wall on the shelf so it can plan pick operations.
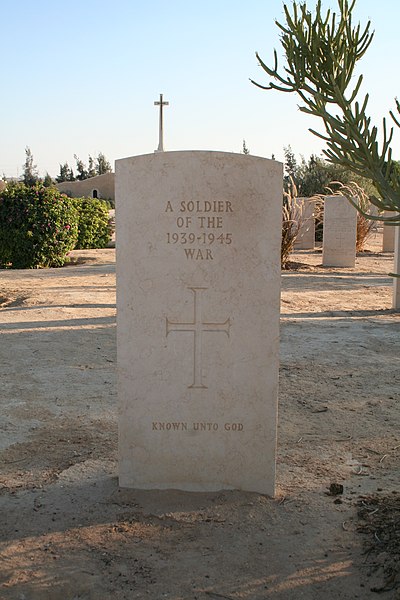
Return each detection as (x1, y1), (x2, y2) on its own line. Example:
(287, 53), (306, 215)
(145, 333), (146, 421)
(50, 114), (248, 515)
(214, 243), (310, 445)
(56, 172), (115, 202)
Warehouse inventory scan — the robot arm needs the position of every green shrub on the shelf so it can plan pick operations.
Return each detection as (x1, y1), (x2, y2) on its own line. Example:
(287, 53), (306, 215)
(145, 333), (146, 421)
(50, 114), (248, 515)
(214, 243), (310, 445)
(0, 183), (79, 269)
(73, 197), (112, 249)
(99, 197), (114, 210)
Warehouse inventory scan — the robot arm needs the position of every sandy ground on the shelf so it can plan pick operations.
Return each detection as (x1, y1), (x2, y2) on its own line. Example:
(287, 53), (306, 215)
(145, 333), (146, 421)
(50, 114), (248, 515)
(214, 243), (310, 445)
(0, 231), (399, 600)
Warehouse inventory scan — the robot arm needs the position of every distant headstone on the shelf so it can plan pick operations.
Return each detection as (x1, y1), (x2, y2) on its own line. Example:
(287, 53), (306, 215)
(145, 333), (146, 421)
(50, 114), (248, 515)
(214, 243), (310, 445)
(294, 197), (315, 250)
(322, 196), (357, 267)
(116, 151), (282, 495)
(393, 226), (400, 310)
(382, 212), (396, 252)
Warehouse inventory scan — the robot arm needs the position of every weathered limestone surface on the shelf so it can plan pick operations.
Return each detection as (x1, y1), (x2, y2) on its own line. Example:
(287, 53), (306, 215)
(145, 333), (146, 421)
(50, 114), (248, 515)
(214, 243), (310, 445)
(116, 151), (282, 495)
(383, 212), (396, 252)
(393, 226), (400, 310)
(323, 196), (357, 268)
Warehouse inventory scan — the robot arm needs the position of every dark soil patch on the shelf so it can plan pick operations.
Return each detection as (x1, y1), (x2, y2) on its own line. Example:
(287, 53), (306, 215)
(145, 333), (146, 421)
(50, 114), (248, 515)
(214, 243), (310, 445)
(357, 493), (400, 593)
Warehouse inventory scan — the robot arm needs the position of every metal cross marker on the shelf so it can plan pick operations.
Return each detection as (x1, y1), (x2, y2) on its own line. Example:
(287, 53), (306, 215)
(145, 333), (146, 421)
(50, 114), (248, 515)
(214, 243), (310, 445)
(154, 93), (169, 152)
(166, 287), (231, 389)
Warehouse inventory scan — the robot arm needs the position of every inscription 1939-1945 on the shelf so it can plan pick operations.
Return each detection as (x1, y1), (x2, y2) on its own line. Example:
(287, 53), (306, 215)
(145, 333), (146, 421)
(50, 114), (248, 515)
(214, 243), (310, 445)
(165, 199), (234, 261)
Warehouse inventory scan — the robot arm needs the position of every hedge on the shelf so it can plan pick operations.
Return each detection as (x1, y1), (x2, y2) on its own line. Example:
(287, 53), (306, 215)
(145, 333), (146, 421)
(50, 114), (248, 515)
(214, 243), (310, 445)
(0, 183), (79, 268)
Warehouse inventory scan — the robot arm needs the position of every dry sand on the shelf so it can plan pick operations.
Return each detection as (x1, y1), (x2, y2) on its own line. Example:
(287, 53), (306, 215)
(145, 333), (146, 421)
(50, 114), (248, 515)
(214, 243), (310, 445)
(0, 231), (399, 599)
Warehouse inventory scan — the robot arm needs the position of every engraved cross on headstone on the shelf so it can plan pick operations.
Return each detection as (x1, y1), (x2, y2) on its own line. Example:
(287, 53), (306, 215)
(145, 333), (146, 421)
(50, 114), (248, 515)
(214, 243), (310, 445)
(166, 287), (231, 389)
(154, 93), (169, 153)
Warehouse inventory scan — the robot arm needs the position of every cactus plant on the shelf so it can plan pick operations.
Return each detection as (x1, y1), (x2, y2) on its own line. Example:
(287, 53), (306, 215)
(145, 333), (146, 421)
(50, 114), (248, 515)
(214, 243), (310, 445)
(251, 0), (400, 227)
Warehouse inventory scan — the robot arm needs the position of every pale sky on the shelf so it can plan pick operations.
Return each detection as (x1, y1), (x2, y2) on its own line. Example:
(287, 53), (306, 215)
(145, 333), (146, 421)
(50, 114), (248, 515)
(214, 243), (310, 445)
(1, 0), (399, 178)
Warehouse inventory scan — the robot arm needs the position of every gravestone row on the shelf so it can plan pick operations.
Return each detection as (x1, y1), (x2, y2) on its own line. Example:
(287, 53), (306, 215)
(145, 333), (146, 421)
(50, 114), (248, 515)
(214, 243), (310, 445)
(115, 152), (399, 495)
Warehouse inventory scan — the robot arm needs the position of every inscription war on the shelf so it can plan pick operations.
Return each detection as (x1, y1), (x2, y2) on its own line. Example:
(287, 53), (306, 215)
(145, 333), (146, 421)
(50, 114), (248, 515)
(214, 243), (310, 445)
(165, 199), (234, 260)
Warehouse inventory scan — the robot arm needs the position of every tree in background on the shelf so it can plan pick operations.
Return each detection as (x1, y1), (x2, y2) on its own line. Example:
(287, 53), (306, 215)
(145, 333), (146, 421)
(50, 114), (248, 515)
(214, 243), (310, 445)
(88, 155), (97, 179)
(73, 152), (112, 180)
(23, 147), (39, 187)
(43, 172), (54, 187)
(14, 150), (112, 184)
(251, 0), (400, 228)
(242, 140), (250, 155)
(293, 153), (379, 198)
(74, 154), (89, 181)
(96, 152), (112, 175)
(283, 145), (298, 190)
(56, 163), (75, 183)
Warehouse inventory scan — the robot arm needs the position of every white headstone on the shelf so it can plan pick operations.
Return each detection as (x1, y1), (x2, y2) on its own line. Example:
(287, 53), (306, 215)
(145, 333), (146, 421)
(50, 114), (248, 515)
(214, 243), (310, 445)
(393, 226), (400, 310)
(294, 197), (315, 250)
(116, 151), (282, 495)
(382, 212), (396, 252)
(322, 196), (357, 267)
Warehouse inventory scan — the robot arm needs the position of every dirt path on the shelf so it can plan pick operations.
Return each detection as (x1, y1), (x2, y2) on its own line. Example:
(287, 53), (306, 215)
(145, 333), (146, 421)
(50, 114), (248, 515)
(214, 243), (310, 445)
(0, 234), (399, 599)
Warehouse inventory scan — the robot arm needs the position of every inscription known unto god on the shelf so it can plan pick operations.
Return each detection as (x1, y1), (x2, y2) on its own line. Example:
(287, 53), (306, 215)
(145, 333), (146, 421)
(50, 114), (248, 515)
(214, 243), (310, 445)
(152, 422), (244, 431)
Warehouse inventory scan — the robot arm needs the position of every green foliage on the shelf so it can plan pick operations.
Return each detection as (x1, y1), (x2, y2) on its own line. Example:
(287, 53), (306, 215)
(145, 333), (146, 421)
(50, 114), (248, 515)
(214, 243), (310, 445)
(292, 153), (379, 198)
(99, 198), (114, 210)
(296, 154), (338, 197)
(0, 183), (78, 269)
(74, 154), (88, 181)
(73, 152), (112, 181)
(283, 145), (298, 190)
(252, 0), (400, 224)
(242, 140), (250, 155)
(43, 172), (54, 188)
(56, 153), (112, 183)
(96, 152), (112, 175)
(56, 162), (75, 183)
(73, 197), (112, 249)
(88, 156), (97, 179)
(23, 147), (39, 187)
